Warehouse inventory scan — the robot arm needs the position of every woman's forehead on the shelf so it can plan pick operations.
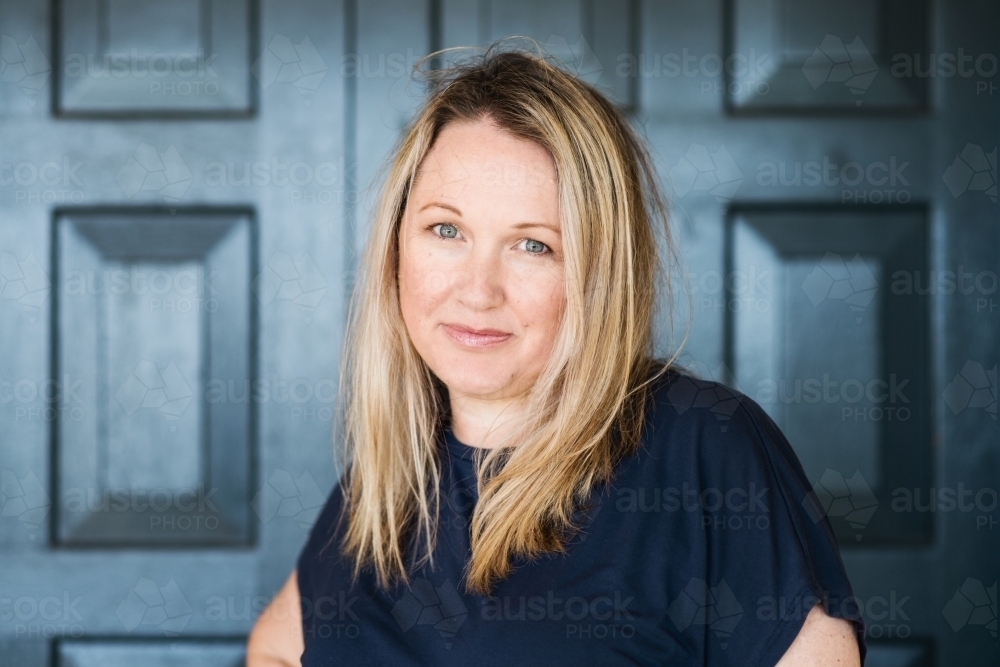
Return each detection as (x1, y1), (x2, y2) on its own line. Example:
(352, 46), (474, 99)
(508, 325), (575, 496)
(413, 120), (557, 193)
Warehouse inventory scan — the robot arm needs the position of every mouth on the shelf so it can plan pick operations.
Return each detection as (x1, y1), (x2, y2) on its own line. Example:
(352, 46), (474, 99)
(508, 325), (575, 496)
(442, 323), (512, 348)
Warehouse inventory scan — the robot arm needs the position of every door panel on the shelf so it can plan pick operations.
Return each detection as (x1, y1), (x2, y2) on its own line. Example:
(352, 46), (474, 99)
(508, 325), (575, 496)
(1, 0), (345, 663)
(728, 205), (933, 545)
(53, 208), (255, 547)
(55, 0), (254, 116)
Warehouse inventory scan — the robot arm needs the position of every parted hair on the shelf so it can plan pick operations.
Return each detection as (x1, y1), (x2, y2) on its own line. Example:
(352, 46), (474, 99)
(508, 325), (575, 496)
(332, 41), (684, 596)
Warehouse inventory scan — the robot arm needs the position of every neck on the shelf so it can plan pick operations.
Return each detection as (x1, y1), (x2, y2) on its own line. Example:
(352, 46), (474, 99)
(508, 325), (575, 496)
(447, 392), (525, 449)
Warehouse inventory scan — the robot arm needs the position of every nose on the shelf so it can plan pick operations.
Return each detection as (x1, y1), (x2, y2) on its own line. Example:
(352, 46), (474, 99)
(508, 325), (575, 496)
(457, 245), (504, 311)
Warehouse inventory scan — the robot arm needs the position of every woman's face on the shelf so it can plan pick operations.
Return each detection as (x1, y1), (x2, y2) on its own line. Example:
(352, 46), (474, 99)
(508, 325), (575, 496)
(398, 118), (565, 403)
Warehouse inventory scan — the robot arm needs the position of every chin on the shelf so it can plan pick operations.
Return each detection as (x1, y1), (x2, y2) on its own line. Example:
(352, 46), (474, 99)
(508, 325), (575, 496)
(435, 366), (514, 398)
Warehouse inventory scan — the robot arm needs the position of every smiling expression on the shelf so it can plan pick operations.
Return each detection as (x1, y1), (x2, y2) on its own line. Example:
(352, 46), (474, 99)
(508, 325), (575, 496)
(397, 118), (566, 402)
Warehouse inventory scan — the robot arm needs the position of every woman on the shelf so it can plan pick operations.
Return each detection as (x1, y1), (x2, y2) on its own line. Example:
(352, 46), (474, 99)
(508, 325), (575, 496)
(247, 46), (865, 666)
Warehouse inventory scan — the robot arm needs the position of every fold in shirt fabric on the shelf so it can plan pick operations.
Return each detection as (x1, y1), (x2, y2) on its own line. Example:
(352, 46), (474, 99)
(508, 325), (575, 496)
(297, 368), (867, 666)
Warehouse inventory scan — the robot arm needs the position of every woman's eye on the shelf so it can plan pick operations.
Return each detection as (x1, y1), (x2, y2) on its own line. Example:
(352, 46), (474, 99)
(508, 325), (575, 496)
(431, 223), (459, 239)
(520, 238), (550, 255)
(429, 223), (549, 256)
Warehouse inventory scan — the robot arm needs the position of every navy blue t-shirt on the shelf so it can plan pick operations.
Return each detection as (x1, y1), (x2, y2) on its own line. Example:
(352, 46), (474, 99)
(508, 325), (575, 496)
(296, 369), (867, 666)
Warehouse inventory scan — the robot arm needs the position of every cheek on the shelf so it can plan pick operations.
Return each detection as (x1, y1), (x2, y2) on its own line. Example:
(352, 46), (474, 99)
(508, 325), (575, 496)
(510, 265), (566, 335)
(398, 248), (450, 320)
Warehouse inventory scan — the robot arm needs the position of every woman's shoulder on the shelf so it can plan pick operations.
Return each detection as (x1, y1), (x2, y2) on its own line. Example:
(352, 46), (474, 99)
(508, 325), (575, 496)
(643, 366), (781, 454)
(637, 365), (866, 664)
(637, 365), (813, 498)
(645, 366), (749, 426)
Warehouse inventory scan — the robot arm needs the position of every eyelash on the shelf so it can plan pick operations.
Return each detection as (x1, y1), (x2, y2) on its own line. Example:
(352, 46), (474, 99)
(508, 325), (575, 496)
(427, 223), (552, 256)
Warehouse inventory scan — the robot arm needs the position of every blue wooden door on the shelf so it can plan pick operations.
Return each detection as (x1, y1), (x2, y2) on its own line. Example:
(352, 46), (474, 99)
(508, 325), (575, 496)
(1, 1), (996, 666)
(1, 0), (345, 664)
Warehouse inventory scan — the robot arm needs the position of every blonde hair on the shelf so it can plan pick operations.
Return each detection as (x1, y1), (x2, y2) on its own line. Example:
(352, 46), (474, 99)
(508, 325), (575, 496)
(333, 43), (685, 596)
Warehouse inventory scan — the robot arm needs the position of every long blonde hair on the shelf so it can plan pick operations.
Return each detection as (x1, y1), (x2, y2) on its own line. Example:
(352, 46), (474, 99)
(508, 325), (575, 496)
(333, 43), (685, 596)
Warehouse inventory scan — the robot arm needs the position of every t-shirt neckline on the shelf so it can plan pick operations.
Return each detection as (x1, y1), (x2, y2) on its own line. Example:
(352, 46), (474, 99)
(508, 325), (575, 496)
(444, 426), (485, 463)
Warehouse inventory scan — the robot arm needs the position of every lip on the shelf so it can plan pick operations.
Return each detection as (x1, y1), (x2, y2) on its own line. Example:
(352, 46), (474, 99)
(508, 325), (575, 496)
(442, 323), (512, 348)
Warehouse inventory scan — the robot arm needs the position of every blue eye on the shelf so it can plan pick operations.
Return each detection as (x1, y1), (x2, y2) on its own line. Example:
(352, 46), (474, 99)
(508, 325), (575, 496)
(523, 239), (548, 254)
(432, 223), (459, 239)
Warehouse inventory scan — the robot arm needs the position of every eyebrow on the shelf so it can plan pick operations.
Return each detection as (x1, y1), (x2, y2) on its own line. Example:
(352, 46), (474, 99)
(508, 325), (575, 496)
(511, 221), (561, 235)
(418, 202), (560, 235)
(419, 202), (462, 216)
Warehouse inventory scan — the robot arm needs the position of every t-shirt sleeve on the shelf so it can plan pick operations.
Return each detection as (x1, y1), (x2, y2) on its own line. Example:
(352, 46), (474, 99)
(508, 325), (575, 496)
(694, 390), (867, 666)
